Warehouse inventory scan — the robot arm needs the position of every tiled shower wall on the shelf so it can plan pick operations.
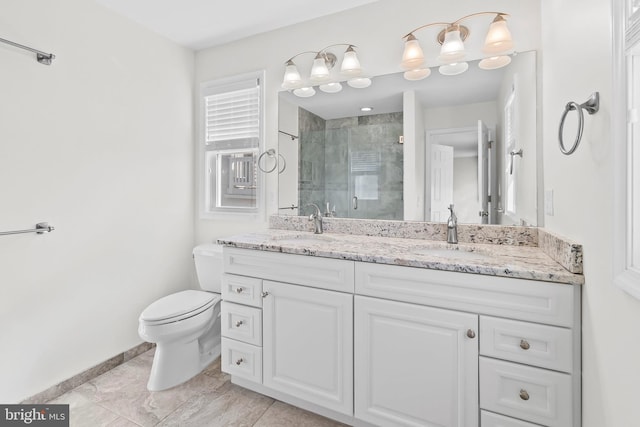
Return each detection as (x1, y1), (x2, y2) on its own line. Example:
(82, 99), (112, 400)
(298, 108), (403, 219)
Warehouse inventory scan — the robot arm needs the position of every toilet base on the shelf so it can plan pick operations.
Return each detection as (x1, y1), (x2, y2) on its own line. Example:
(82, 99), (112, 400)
(147, 339), (221, 391)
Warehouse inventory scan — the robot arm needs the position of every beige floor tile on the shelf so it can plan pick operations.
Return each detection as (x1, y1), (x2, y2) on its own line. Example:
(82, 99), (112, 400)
(253, 401), (349, 427)
(157, 383), (273, 427)
(48, 389), (120, 427)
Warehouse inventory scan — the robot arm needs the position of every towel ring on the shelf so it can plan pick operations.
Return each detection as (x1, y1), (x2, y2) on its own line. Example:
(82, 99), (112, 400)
(558, 92), (599, 155)
(257, 149), (287, 174)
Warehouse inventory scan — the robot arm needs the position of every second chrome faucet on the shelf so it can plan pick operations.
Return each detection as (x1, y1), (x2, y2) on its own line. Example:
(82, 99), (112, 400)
(447, 204), (458, 244)
(305, 203), (324, 234)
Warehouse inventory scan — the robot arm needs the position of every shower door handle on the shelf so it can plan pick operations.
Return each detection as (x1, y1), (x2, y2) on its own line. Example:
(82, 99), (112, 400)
(352, 196), (358, 210)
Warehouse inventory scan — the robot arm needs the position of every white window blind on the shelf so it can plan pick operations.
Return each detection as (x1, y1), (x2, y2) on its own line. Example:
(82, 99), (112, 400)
(204, 80), (260, 150)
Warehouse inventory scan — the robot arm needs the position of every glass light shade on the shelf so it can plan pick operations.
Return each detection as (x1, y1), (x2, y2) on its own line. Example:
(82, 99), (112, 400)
(438, 28), (466, 64)
(439, 62), (468, 76)
(479, 55), (511, 70)
(319, 82), (343, 93)
(401, 35), (425, 70)
(309, 56), (330, 83)
(403, 68), (431, 81)
(347, 77), (372, 89)
(293, 87), (316, 98)
(483, 18), (514, 54)
(341, 47), (362, 76)
(281, 61), (302, 89)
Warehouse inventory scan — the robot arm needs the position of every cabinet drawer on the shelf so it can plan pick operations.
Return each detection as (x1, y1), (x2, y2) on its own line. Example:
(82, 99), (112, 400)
(225, 248), (354, 293)
(480, 316), (573, 373)
(221, 338), (262, 383)
(222, 274), (263, 307)
(355, 262), (575, 327)
(481, 411), (541, 427)
(221, 301), (262, 346)
(480, 357), (572, 427)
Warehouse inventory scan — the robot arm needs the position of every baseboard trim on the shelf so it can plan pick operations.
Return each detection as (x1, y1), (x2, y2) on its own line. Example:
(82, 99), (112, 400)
(21, 342), (154, 404)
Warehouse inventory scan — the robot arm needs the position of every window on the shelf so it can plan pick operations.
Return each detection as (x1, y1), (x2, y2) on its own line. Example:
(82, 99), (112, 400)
(613, 0), (640, 299)
(199, 71), (265, 219)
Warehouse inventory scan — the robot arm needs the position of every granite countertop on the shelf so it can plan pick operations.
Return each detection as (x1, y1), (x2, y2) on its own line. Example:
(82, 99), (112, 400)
(217, 229), (584, 286)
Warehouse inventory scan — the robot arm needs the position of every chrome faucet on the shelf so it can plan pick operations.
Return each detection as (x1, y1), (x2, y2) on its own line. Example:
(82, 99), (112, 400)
(305, 203), (323, 234)
(447, 204), (458, 244)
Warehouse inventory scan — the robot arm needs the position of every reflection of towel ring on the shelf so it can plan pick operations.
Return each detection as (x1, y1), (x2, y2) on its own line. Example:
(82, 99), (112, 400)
(257, 149), (287, 174)
(558, 92), (599, 155)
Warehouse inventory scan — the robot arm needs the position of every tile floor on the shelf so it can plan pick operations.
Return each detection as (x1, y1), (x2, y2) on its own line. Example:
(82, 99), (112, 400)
(48, 349), (347, 427)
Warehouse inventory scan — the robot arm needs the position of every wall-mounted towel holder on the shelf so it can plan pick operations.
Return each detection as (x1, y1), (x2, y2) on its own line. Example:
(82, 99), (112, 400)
(0, 222), (55, 236)
(0, 36), (55, 65)
(258, 149), (286, 174)
(558, 92), (599, 155)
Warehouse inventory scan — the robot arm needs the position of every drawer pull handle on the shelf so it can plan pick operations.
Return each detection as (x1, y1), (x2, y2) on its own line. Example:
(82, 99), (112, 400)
(466, 329), (476, 339)
(235, 287), (244, 294)
(235, 320), (244, 327)
(519, 389), (530, 401)
(520, 339), (531, 350)
(261, 291), (269, 298)
(235, 358), (244, 366)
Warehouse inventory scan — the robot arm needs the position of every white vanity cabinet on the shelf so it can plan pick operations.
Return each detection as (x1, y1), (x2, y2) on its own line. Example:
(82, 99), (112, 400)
(263, 280), (353, 415)
(354, 295), (478, 427)
(221, 246), (582, 427)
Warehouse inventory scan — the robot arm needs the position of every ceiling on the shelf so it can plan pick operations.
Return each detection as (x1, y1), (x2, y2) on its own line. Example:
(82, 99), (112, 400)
(280, 60), (506, 121)
(94, 0), (379, 50)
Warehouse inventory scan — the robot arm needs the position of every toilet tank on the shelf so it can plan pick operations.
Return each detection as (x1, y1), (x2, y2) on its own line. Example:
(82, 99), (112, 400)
(193, 243), (223, 293)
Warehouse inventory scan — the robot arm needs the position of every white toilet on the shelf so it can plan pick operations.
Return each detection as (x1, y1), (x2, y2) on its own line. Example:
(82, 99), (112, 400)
(138, 243), (223, 391)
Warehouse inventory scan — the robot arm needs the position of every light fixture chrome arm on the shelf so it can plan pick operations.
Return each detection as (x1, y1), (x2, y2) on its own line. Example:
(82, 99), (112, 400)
(402, 11), (510, 39)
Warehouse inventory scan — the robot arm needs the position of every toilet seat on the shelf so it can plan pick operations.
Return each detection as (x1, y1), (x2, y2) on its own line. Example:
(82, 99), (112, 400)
(140, 290), (219, 325)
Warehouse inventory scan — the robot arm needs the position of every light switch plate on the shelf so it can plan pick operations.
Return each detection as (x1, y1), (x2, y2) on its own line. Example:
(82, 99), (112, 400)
(545, 189), (554, 216)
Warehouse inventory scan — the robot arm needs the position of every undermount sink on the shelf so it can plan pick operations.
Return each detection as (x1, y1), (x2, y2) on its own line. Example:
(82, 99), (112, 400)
(412, 245), (490, 260)
(269, 234), (335, 245)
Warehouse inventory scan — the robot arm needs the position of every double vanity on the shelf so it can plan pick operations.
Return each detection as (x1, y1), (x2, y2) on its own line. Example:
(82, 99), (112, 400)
(217, 218), (583, 427)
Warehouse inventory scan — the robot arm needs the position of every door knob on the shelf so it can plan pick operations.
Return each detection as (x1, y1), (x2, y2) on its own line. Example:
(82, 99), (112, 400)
(466, 329), (476, 339)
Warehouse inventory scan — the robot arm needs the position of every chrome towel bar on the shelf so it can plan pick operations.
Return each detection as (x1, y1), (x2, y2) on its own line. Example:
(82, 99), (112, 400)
(0, 37), (55, 65)
(0, 222), (55, 236)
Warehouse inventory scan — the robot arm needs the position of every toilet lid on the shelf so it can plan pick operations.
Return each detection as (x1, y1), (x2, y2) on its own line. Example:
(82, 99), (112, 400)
(140, 290), (217, 323)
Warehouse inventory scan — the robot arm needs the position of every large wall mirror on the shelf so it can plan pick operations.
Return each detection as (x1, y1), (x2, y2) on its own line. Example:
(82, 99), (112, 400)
(277, 50), (538, 226)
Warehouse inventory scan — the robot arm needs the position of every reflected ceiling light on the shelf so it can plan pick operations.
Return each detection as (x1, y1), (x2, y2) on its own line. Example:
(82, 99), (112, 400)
(347, 77), (372, 89)
(319, 82), (343, 93)
(293, 87), (316, 98)
(282, 44), (369, 97)
(439, 62), (469, 76)
(360, 107), (373, 112)
(403, 68), (431, 81)
(400, 11), (514, 81)
(479, 55), (512, 70)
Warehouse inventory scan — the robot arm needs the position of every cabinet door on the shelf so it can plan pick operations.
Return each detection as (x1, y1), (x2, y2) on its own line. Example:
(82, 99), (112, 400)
(355, 296), (478, 427)
(262, 280), (353, 415)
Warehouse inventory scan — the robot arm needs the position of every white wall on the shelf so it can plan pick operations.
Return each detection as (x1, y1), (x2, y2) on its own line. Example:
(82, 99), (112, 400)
(0, 0), (195, 402)
(194, 0), (540, 241)
(541, 1), (640, 426)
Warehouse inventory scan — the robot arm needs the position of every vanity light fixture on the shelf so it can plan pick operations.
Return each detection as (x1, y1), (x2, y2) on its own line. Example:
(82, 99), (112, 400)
(281, 44), (371, 97)
(400, 12), (514, 80)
